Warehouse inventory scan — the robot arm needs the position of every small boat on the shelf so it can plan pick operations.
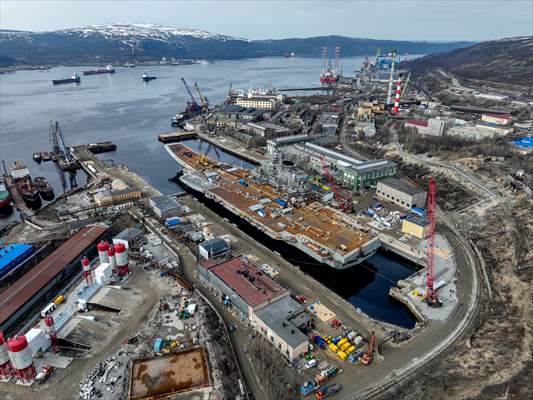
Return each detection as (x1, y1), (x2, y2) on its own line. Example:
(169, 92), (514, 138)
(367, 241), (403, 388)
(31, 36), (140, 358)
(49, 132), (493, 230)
(34, 176), (55, 200)
(33, 152), (42, 163)
(52, 73), (81, 85)
(124, 63), (137, 68)
(142, 73), (157, 82)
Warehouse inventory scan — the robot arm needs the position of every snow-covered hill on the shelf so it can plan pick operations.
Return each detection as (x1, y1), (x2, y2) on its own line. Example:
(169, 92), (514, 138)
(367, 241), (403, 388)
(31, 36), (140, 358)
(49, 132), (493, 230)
(0, 23), (473, 65)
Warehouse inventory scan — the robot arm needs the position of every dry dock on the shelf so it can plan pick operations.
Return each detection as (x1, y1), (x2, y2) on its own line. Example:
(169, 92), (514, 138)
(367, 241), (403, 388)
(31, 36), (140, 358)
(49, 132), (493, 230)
(166, 143), (380, 269)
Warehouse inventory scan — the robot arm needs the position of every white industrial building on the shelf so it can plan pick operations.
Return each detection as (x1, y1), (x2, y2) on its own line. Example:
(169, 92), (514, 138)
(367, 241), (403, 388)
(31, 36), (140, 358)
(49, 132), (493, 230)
(149, 196), (183, 220)
(198, 238), (230, 260)
(376, 178), (427, 210)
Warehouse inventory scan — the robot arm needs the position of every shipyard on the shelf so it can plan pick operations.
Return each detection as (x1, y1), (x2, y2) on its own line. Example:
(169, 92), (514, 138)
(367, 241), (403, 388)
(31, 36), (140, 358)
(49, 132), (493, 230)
(1, 6), (532, 400)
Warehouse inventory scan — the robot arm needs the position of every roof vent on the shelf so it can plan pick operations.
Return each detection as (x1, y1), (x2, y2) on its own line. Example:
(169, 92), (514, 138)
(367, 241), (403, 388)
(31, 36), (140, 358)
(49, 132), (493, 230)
(291, 329), (295, 334)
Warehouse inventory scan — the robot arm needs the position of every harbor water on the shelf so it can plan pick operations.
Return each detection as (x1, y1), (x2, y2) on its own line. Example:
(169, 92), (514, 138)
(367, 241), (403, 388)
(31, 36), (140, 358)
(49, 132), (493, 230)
(1, 56), (418, 327)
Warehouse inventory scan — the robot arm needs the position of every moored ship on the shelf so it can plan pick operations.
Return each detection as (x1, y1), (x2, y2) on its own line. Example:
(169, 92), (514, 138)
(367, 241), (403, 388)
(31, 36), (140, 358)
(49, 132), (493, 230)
(0, 180), (12, 209)
(11, 161), (40, 204)
(34, 176), (55, 200)
(52, 73), (81, 85)
(83, 65), (115, 75)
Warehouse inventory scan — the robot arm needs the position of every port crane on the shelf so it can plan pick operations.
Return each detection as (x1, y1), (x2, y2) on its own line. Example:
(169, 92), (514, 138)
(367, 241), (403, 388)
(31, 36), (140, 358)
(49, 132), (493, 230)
(360, 331), (376, 365)
(180, 77), (202, 114)
(319, 155), (352, 212)
(194, 82), (209, 113)
(425, 177), (442, 307)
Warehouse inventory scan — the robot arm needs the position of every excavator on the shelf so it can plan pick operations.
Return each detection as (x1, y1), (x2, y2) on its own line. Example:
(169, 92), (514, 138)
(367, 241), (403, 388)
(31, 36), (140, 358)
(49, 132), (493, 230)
(360, 331), (375, 366)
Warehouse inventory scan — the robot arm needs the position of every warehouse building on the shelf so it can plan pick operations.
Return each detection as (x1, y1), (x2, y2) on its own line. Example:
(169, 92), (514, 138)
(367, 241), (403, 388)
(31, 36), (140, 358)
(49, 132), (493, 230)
(197, 256), (310, 362)
(244, 122), (290, 138)
(149, 195), (183, 220)
(338, 160), (398, 192)
(0, 225), (107, 335)
(376, 178), (427, 210)
(266, 134), (312, 155)
(198, 238), (230, 260)
(0, 243), (34, 281)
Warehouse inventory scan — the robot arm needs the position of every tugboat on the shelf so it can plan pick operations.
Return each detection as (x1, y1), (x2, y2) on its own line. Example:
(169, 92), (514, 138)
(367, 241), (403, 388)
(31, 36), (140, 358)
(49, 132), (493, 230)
(11, 161), (40, 205)
(0, 179), (12, 209)
(34, 177), (55, 200)
(52, 73), (81, 85)
(83, 65), (115, 75)
(142, 73), (157, 82)
(33, 152), (42, 163)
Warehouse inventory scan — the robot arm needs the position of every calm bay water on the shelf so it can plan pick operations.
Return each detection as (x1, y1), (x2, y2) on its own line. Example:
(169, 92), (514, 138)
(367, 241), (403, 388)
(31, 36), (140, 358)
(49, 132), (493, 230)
(0, 56), (417, 327)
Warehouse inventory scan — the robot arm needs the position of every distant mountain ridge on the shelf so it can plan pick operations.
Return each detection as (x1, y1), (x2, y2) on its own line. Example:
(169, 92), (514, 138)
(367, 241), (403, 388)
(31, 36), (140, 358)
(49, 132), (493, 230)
(0, 23), (474, 65)
(402, 36), (533, 86)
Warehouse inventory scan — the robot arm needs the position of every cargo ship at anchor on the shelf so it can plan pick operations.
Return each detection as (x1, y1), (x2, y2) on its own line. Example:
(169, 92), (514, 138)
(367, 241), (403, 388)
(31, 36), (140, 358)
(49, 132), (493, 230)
(165, 143), (380, 270)
(83, 65), (115, 75)
(10, 161), (40, 204)
(52, 73), (81, 85)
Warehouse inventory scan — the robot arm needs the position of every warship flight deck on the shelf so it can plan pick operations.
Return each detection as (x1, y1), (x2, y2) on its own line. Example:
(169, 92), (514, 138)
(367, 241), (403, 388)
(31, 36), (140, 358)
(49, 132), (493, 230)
(166, 143), (380, 269)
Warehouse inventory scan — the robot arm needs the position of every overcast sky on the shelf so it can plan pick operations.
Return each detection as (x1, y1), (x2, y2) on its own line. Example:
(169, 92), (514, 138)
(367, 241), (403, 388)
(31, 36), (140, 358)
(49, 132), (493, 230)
(1, 1), (532, 41)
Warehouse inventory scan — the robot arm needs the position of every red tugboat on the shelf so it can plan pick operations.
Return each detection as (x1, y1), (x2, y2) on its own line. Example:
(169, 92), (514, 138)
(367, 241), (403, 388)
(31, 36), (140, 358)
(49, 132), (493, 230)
(320, 46), (340, 84)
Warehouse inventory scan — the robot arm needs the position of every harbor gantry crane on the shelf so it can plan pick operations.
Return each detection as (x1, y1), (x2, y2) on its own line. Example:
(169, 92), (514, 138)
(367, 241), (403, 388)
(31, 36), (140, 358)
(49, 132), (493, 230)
(425, 177), (442, 307)
(360, 331), (376, 365)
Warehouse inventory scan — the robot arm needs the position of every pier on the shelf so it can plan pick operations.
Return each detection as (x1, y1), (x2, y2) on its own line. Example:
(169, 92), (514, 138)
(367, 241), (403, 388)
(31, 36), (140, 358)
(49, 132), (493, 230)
(4, 175), (33, 217)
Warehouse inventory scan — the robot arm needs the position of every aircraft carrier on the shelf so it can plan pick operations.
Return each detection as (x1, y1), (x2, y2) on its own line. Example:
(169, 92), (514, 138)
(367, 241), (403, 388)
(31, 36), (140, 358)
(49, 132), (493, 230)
(165, 143), (381, 270)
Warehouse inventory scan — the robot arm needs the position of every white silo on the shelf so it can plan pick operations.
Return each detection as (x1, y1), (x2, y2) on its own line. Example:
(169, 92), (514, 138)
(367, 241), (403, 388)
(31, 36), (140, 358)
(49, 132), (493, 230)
(114, 242), (129, 277)
(7, 335), (36, 382)
(107, 247), (116, 270)
(0, 332), (13, 379)
(97, 240), (110, 264)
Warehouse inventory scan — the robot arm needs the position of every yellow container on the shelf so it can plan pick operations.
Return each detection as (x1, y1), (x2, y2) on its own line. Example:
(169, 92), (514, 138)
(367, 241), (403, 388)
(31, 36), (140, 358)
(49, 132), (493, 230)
(345, 346), (356, 355)
(53, 295), (65, 305)
(337, 350), (348, 360)
(328, 343), (338, 353)
(338, 338), (348, 346)
(341, 342), (351, 351)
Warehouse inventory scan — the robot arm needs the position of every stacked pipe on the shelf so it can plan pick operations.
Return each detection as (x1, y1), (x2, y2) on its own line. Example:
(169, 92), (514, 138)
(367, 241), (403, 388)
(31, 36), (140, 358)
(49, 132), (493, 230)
(6, 335), (36, 382)
(81, 256), (92, 286)
(114, 242), (129, 277)
(44, 316), (59, 353)
(393, 73), (403, 114)
(0, 332), (14, 379)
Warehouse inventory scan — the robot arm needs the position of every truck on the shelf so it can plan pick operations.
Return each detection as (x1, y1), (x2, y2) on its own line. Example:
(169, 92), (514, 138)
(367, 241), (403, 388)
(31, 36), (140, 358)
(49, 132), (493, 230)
(153, 338), (164, 353)
(315, 383), (342, 399)
(301, 380), (318, 396)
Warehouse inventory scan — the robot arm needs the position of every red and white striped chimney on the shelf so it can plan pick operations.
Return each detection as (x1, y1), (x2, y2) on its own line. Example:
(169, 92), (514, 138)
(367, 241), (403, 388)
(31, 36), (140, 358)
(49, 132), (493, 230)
(108, 247), (116, 271)
(97, 241), (110, 264)
(393, 74), (403, 114)
(81, 257), (92, 286)
(6, 335), (36, 383)
(0, 332), (14, 379)
(44, 315), (59, 353)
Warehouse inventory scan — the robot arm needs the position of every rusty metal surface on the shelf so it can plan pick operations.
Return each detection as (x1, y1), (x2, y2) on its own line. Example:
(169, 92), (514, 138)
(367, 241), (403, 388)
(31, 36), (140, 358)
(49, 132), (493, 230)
(0, 225), (107, 326)
(129, 347), (210, 400)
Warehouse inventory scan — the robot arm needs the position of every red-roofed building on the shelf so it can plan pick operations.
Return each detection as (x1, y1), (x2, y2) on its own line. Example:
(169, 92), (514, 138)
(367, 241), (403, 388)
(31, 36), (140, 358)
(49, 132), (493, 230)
(482, 114), (512, 125)
(198, 256), (289, 317)
(405, 119), (428, 128)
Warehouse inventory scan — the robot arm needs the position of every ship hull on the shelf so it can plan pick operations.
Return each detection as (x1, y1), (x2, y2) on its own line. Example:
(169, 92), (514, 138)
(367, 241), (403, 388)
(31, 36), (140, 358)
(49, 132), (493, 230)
(0, 194), (12, 209)
(83, 70), (115, 75)
(52, 78), (81, 85)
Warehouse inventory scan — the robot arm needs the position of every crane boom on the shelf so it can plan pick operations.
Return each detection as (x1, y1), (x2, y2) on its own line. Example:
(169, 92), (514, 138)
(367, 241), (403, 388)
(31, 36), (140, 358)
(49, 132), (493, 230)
(180, 77), (200, 109)
(386, 50), (397, 105)
(401, 72), (411, 98)
(194, 82), (209, 112)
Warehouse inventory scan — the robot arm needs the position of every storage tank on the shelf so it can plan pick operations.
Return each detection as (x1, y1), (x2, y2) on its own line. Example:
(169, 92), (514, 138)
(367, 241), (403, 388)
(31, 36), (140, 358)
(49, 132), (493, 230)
(97, 241), (110, 264)
(0, 332), (14, 379)
(107, 247), (116, 270)
(6, 335), (36, 382)
(114, 242), (129, 277)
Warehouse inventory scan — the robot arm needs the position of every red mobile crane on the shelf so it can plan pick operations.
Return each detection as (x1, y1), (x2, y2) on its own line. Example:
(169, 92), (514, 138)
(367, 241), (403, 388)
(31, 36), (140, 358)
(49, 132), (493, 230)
(425, 177), (442, 307)
(360, 331), (376, 365)
(319, 155), (352, 212)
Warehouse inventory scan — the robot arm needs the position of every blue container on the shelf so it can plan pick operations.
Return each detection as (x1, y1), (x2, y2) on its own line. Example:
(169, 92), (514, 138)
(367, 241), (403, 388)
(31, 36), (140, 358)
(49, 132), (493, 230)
(274, 198), (287, 207)
(411, 207), (426, 217)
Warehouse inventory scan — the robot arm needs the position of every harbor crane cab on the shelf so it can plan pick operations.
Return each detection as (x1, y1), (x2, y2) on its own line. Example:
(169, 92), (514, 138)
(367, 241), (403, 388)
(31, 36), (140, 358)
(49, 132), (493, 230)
(360, 331), (376, 365)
